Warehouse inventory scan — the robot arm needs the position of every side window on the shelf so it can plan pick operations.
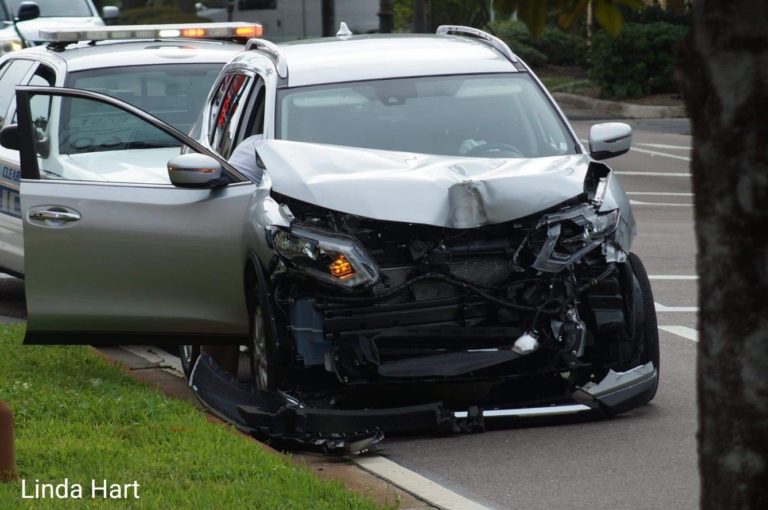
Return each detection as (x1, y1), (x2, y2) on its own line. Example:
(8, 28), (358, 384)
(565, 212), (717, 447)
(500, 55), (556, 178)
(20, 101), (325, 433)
(208, 73), (254, 159)
(27, 65), (56, 144)
(0, 59), (35, 128)
(239, 79), (266, 139)
(28, 94), (188, 184)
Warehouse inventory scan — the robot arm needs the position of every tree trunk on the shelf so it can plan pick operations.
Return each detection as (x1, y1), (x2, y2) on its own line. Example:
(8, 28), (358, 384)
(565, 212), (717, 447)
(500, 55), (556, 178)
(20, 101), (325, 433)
(321, 0), (335, 37)
(677, 1), (768, 508)
(179, 0), (197, 14)
(379, 0), (394, 33)
(414, 0), (430, 33)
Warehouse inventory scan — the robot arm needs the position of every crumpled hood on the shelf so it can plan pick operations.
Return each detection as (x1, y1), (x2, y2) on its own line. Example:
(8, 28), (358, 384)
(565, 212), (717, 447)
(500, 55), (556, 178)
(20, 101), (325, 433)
(257, 140), (592, 228)
(18, 17), (104, 42)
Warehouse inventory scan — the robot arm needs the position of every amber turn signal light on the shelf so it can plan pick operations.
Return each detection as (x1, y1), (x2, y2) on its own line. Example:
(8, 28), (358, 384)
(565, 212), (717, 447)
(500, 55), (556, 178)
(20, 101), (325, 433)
(329, 255), (355, 278)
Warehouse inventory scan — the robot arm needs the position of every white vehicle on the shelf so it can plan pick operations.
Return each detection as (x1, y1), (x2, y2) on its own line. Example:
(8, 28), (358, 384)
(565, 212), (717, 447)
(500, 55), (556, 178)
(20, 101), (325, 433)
(0, 23), (259, 276)
(0, 0), (119, 54)
(0, 25), (659, 450)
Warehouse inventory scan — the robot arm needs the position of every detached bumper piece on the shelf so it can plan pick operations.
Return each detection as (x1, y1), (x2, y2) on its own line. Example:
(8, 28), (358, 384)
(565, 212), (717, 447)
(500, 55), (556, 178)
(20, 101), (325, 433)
(189, 353), (657, 454)
(573, 362), (658, 415)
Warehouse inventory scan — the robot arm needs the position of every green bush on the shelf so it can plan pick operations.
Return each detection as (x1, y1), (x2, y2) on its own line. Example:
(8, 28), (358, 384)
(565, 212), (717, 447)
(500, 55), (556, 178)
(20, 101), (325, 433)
(533, 26), (588, 66)
(488, 20), (587, 68)
(116, 7), (211, 25)
(590, 22), (687, 99)
(488, 20), (547, 68)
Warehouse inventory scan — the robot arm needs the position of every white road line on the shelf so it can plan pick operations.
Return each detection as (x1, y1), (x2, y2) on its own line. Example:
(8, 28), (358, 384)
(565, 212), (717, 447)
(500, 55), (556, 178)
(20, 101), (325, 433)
(636, 143), (691, 150)
(355, 456), (491, 510)
(579, 138), (691, 161)
(121, 345), (185, 378)
(626, 192), (693, 197)
(0, 273), (16, 279)
(615, 171), (690, 177)
(630, 200), (692, 207)
(655, 302), (699, 313)
(659, 326), (699, 342)
(649, 275), (698, 280)
(630, 146), (692, 162)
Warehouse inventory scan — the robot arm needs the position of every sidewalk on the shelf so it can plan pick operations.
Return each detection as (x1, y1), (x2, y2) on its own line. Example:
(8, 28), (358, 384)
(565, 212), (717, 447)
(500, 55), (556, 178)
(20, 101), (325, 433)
(554, 92), (687, 120)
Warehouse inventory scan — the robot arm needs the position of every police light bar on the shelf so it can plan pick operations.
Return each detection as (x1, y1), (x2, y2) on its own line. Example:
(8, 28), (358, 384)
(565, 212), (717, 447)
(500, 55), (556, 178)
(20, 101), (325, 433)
(38, 22), (263, 44)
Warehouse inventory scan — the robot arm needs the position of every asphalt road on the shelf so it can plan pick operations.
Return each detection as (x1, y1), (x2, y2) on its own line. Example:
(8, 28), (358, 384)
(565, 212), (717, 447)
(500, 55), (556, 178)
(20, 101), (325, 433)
(380, 118), (700, 510)
(0, 118), (699, 510)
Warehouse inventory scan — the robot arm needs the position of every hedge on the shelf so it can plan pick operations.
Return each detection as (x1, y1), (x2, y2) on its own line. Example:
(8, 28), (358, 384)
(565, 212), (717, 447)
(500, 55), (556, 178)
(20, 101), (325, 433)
(590, 22), (688, 99)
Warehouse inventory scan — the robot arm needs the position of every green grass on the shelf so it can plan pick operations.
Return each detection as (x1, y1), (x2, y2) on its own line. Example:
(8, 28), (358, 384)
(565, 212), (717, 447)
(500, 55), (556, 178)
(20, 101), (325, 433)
(0, 325), (379, 509)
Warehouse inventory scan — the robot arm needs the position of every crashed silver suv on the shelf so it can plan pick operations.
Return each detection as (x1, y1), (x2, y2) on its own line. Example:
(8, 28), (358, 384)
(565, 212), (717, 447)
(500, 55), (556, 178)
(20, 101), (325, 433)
(4, 26), (658, 448)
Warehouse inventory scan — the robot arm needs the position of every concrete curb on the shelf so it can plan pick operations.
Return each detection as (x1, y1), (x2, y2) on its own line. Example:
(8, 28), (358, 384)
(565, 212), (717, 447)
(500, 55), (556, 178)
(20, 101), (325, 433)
(553, 92), (687, 119)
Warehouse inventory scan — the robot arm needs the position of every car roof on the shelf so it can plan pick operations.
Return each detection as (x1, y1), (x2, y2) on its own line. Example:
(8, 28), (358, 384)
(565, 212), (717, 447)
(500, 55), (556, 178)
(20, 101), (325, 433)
(12, 39), (242, 71)
(275, 34), (518, 87)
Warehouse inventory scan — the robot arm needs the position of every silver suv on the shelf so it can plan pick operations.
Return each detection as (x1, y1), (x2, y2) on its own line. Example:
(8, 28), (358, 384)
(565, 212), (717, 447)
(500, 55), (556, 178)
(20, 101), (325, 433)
(2, 26), (659, 434)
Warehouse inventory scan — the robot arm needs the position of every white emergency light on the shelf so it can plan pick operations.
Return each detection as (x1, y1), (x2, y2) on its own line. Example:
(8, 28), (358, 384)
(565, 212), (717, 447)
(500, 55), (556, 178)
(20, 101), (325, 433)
(38, 22), (263, 44)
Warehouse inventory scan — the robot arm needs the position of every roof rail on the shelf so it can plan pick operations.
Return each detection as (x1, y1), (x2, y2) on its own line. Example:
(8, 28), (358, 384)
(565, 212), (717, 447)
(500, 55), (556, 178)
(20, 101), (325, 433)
(436, 25), (518, 63)
(246, 38), (288, 78)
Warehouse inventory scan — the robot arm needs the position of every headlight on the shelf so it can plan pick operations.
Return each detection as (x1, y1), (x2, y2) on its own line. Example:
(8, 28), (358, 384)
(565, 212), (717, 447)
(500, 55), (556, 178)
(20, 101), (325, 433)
(269, 227), (380, 289)
(0, 38), (23, 55)
(590, 209), (620, 237)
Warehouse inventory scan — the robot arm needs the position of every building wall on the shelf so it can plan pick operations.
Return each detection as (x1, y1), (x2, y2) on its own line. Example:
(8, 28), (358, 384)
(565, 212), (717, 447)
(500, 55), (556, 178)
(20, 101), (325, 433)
(230, 0), (380, 41)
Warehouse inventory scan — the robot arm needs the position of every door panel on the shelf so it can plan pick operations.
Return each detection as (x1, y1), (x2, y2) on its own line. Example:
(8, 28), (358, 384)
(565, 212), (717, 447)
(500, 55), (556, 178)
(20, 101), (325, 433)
(16, 86), (254, 344)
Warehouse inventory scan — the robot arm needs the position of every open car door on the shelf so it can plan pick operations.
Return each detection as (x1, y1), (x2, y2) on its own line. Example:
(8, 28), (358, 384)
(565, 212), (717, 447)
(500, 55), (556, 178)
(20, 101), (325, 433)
(12, 86), (256, 345)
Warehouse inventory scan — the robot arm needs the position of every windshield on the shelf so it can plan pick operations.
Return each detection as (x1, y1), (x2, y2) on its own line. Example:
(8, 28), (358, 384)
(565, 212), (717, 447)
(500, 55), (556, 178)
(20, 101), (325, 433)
(64, 63), (222, 138)
(277, 73), (577, 159)
(7, 0), (93, 17)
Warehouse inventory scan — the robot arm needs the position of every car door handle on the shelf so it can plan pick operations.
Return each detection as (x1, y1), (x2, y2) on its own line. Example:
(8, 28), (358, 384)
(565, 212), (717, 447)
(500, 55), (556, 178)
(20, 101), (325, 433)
(29, 209), (81, 222)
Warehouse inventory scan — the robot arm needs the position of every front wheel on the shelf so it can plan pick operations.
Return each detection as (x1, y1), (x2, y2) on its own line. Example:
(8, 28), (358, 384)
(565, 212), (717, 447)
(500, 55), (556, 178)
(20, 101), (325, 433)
(249, 287), (285, 392)
(628, 252), (660, 402)
(179, 344), (199, 379)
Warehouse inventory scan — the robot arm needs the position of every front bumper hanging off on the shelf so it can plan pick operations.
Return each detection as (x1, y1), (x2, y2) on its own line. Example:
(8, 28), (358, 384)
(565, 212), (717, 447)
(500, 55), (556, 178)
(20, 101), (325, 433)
(188, 353), (658, 454)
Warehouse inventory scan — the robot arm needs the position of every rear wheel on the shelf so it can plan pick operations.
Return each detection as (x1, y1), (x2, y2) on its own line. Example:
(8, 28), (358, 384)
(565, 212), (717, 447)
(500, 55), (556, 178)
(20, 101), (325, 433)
(628, 252), (660, 401)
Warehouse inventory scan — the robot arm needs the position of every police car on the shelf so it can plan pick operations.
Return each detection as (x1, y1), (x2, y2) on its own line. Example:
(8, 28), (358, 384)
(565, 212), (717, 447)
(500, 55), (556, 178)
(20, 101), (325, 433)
(0, 22), (258, 276)
(2, 25), (658, 447)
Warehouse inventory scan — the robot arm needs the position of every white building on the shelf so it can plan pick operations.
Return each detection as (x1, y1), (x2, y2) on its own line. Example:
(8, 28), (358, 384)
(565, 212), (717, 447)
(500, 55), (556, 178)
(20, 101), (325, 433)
(200, 0), (380, 41)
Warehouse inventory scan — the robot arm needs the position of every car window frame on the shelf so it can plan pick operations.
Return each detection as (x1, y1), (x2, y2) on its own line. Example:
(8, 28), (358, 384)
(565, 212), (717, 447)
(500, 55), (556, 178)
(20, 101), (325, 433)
(15, 86), (250, 184)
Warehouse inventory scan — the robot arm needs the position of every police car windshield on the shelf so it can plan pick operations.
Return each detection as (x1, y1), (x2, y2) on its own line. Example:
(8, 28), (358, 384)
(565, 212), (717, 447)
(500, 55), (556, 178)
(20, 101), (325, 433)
(276, 73), (577, 159)
(6, 0), (92, 17)
(65, 63), (222, 134)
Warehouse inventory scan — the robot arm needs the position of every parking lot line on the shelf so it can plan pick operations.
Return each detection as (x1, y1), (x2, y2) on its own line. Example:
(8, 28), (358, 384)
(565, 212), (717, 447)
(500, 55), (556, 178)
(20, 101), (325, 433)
(635, 143), (691, 151)
(630, 200), (692, 207)
(355, 455), (491, 510)
(626, 192), (693, 196)
(630, 147), (692, 162)
(659, 326), (699, 342)
(615, 171), (690, 177)
(655, 303), (699, 313)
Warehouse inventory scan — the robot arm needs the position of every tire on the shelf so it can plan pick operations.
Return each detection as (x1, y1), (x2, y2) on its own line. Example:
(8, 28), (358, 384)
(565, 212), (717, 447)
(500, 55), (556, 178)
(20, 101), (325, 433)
(249, 286), (285, 392)
(179, 345), (200, 380)
(627, 252), (660, 401)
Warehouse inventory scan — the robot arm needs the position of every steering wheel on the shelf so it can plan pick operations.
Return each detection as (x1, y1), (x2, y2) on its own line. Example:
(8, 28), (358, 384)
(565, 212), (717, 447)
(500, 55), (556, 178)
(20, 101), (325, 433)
(465, 142), (525, 158)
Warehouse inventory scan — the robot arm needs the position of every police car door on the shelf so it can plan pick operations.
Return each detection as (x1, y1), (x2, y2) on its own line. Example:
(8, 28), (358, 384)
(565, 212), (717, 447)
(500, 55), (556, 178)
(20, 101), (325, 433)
(0, 58), (37, 275)
(11, 86), (258, 345)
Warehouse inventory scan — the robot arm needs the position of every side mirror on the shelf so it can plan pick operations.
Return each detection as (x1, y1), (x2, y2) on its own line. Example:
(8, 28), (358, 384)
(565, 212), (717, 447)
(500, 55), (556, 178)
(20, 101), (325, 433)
(168, 153), (226, 188)
(0, 125), (19, 151)
(589, 122), (632, 160)
(16, 1), (40, 22)
(102, 6), (120, 20)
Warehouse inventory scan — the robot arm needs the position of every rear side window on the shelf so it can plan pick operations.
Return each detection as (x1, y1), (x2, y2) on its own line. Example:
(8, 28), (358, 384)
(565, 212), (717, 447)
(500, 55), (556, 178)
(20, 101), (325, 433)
(0, 59), (34, 127)
(208, 73), (254, 159)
